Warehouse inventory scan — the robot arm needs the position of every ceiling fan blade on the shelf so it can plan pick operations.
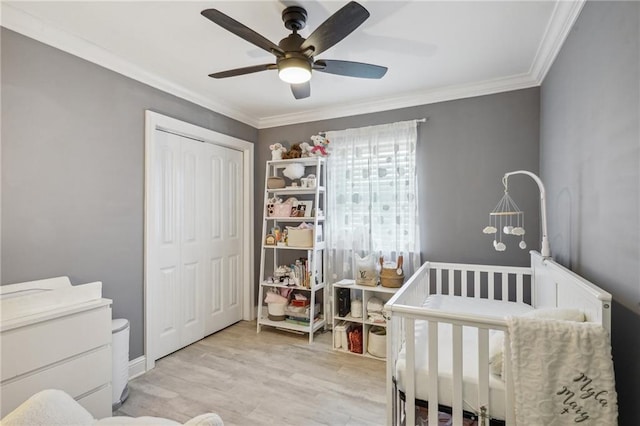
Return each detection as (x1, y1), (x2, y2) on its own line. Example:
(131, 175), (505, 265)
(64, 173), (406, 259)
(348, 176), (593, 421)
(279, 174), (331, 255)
(300, 1), (369, 56)
(291, 82), (310, 99)
(314, 60), (387, 79)
(201, 9), (284, 57)
(209, 64), (277, 79)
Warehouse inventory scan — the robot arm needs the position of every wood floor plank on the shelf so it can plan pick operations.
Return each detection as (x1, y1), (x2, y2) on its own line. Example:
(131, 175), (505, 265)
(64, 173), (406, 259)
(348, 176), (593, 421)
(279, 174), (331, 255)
(116, 321), (386, 425)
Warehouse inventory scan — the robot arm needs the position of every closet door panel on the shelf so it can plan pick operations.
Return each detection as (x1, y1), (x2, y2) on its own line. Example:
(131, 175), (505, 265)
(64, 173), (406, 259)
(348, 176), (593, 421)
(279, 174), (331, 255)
(221, 149), (243, 326)
(203, 144), (224, 334)
(150, 131), (181, 359)
(204, 145), (243, 335)
(179, 140), (205, 346)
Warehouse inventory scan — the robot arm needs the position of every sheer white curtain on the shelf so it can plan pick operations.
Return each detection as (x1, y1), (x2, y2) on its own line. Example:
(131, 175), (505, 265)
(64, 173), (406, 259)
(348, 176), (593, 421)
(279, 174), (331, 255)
(326, 120), (421, 284)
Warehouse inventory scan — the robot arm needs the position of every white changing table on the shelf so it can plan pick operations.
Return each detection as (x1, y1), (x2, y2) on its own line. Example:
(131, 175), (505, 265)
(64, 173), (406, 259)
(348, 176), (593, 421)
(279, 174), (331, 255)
(1, 277), (112, 419)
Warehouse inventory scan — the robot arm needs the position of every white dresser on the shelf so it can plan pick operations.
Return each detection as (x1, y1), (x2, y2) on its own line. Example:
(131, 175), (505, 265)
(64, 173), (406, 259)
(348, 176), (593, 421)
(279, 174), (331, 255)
(0, 277), (113, 419)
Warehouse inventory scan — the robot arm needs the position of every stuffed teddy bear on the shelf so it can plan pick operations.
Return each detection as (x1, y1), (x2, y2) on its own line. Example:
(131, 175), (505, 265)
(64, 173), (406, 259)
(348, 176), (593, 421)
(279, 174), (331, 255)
(269, 143), (287, 160)
(284, 143), (303, 159)
(299, 142), (313, 157)
(309, 134), (330, 157)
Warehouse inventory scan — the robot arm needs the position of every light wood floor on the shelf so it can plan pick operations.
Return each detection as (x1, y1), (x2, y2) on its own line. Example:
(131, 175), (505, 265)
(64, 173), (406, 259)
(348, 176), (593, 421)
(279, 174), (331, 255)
(115, 321), (387, 426)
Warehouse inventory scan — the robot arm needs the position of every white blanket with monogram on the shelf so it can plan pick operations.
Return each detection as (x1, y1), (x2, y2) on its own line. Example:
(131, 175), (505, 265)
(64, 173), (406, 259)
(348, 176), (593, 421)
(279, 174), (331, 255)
(507, 316), (618, 425)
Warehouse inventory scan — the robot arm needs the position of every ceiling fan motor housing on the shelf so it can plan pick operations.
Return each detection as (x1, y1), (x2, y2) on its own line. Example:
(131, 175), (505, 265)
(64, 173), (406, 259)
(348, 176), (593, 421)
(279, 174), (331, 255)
(282, 6), (308, 31)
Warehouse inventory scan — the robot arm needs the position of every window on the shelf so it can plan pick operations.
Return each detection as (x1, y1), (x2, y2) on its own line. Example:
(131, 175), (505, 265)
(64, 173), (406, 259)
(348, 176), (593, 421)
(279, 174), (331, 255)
(325, 120), (421, 281)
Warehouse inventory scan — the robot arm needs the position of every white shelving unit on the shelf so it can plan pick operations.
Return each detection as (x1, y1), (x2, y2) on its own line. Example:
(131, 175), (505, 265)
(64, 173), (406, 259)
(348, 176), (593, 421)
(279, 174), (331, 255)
(257, 157), (327, 343)
(332, 279), (399, 359)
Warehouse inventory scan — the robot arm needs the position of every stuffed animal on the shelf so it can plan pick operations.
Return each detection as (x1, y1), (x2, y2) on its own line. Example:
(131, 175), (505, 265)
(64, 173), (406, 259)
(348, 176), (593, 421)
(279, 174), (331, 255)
(299, 142), (313, 157)
(309, 134), (330, 157)
(269, 143), (287, 160)
(284, 143), (303, 159)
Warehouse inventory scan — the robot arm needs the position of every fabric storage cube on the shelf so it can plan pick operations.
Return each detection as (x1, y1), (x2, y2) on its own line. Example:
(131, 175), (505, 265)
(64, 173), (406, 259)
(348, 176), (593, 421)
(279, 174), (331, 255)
(267, 302), (286, 321)
(287, 228), (313, 247)
(368, 326), (386, 358)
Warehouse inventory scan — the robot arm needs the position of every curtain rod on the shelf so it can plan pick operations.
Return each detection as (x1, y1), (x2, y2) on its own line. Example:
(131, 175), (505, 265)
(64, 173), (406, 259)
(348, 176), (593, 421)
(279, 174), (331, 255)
(319, 117), (428, 135)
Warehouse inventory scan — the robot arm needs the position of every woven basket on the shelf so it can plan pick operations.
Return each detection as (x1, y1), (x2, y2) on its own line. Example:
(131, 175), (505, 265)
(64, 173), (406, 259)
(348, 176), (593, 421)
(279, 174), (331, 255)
(267, 176), (285, 189)
(380, 268), (405, 288)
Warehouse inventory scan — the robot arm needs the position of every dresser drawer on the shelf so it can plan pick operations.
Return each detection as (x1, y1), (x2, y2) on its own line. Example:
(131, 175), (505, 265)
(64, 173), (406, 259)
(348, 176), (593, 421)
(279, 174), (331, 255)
(1, 304), (111, 380)
(78, 384), (113, 419)
(0, 345), (112, 417)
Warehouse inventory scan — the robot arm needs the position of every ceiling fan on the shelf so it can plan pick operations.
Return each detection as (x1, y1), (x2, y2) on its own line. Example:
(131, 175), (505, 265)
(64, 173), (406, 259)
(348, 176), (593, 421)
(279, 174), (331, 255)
(201, 1), (388, 100)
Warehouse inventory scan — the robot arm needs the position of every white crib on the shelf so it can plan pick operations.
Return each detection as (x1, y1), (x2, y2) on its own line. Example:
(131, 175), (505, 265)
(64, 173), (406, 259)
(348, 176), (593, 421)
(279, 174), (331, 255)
(384, 251), (612, 426)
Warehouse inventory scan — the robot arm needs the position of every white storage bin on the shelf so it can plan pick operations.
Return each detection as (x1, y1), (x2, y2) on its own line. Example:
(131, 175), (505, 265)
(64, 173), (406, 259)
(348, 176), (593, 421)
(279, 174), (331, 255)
(334, 322), (347, 349)
(368, 326), (386, 358)
(111, 318), (130, 410)
(351, 299), (363, 318)
(267, 302), (286, 321)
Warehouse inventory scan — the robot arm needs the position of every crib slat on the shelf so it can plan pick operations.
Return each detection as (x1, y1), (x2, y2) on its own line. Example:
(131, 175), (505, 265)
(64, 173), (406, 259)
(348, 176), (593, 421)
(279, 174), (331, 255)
(387, 317), (395, 426)
(516, 273), (524, 303)
(448, 269), (454, 295)
(406, 318), (416, 426)
(436, 269), (443, 294)
(428, 321), (439, 426)
(462, 270), (468, 297)
(488, 272), (495, 300)
(477, 328), (490, 421)
(504, 332), (515, 425)
(502, 273), (509, 301)
(474, 271), (481, 298)
(452, 324), (463, 425)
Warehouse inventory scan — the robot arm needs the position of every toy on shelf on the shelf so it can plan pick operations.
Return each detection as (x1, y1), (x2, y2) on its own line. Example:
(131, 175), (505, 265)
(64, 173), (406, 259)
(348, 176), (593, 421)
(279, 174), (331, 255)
(309, 134), (330, 157)
(282, 143), (303, 159)
(299, 142), (313, 157)
(269, 143), (287, 160)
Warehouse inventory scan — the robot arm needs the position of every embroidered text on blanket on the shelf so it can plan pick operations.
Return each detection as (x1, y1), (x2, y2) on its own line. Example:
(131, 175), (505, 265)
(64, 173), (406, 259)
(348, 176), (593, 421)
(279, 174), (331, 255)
(556, 372), (611, 423)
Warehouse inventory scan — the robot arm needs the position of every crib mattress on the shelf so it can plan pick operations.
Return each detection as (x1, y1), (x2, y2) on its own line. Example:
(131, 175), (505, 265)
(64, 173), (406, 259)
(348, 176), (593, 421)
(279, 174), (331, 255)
(395, 295), (534, 420)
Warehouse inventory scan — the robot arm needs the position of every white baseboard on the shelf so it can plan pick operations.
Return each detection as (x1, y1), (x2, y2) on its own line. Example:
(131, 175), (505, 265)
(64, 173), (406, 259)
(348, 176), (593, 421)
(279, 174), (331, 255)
(128, 356), (146, 380)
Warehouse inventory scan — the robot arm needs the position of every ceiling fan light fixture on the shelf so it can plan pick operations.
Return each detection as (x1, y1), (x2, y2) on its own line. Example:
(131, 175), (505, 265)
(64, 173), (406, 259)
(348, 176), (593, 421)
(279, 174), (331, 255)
(278, 57), (311, 84)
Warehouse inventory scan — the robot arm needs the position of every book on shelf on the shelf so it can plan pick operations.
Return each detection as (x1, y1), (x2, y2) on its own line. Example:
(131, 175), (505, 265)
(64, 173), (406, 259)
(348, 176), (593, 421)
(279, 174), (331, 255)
(285, 316), (322, 326)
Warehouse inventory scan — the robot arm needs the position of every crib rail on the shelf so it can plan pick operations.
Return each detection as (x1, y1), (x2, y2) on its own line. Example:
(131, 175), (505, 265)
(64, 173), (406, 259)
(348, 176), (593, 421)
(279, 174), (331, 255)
(385, 260), (533, 426)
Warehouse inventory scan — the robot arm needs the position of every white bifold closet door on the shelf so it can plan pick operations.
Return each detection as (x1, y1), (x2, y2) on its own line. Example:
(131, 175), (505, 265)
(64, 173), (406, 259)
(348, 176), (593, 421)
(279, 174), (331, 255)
(150, 130), (243, 360)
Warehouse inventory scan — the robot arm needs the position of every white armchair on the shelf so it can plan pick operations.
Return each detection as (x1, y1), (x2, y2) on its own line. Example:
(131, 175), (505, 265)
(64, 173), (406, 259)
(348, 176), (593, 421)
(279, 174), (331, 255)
(1, 390), (224, 426)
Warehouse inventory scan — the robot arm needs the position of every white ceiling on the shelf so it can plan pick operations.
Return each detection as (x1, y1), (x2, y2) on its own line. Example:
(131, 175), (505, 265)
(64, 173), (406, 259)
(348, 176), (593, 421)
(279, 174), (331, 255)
(2, 1), (584, 128)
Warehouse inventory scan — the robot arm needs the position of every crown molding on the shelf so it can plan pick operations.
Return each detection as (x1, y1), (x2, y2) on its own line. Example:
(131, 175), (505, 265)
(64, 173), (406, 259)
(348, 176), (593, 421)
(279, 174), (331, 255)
(529, 0), (586, 84)
(258, 73), (539, 128)
(0, 3), (259, 128)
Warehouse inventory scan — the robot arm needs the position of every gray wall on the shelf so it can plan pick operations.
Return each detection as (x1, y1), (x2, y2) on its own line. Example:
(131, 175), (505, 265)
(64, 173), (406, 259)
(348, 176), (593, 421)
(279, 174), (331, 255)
(1, 29), (258, 359)
(540, 2), (639, 424)
(257, 88), (541, 292)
